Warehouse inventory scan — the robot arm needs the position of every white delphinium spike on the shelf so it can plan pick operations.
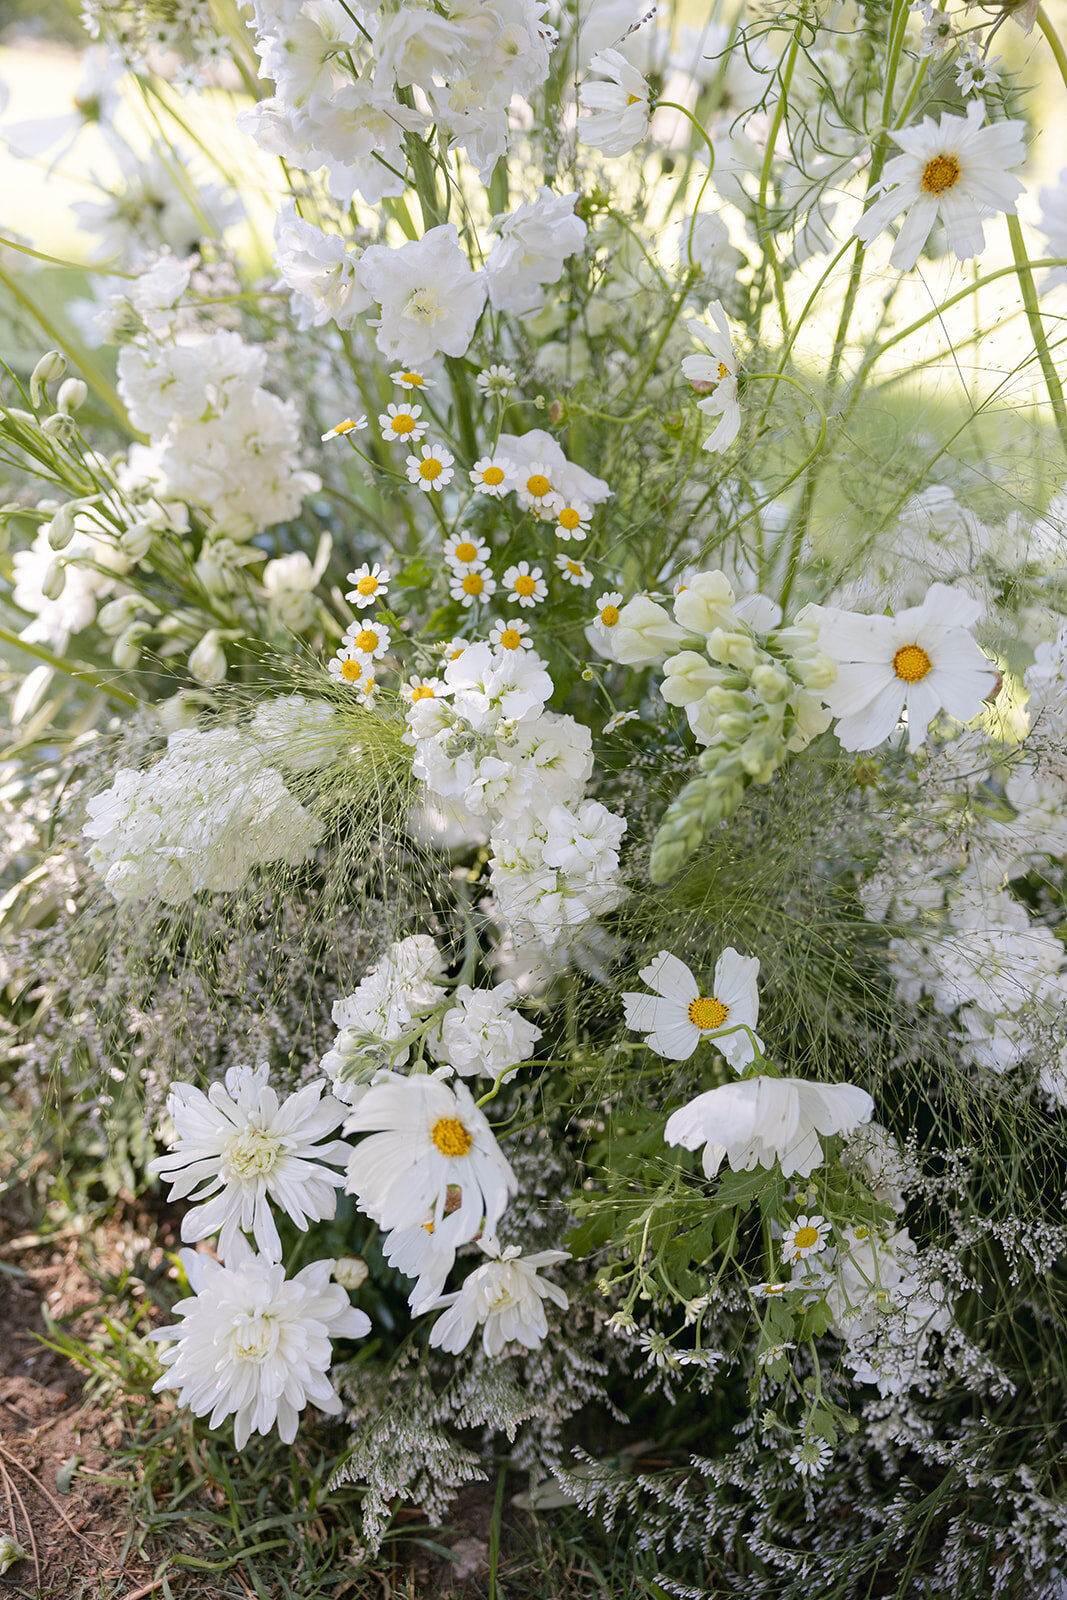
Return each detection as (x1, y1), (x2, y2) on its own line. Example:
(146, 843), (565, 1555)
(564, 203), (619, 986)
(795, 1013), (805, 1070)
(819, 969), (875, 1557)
(623, 948), (763, 1068)
(427, 1237), (569, 1357)
(665, 1076), (875, 1179)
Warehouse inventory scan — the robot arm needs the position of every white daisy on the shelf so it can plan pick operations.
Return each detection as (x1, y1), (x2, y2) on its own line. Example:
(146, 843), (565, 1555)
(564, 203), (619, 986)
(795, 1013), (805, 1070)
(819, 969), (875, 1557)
(502, 561), (547, 607)
(551, 496), (592, 542)
(516, 461), (557, 513)
(489, 617), (534, 653)
(403, 674), (446, 704)
(427, 1237), (569, 1357)
(780, 1213), (831, 1264)
(622, 947), (763, 1069)
(681, 302), (740, 454)
(343, 1071), (518, 1246)
(788, 1437), (832, 1478)
(756, 1341), (796, 1366)
(328, 646), (366, 686)
(148, 1064), (350, 1262)
(151, 1250), (370, 1448)
(343, 620), (391, 661)
(406, 442), (455, 492)
(555, 553), (594, 589)
(444, 533), (490, 571)
(814, 582), (998, 753)
(379, 402), (427, 443)
(321, 415), (368, 441)
(391, 368), (433, 390)
(589, 590), (623, 653)
(852, 100), (1027, 270)
(579, 48), (651, 158)
(475, 364), (516, 398)
(665, 1075), (875, 1180)
(604, 709), (640, 733)
(469, 456), (515, 497)
(449, 566), (497, 607)
(345, 562), (390, 609)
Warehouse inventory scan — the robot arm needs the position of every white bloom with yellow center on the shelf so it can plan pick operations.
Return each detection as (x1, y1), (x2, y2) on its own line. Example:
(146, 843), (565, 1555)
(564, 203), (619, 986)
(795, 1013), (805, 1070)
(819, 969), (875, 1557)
(781, 1213), (831, 1264)
(148, 1063), (351, 1262)
(405, 441), (455, 492)
(665, 1076), (875, 1180)
(391, 368), (433, 390)
(588, 590), (623, 655)
(328, 645), (366, 686)
(503, 561), (547, 607)
(151, 1250), (370, 1448)
(378, 402), (426, 443)
(852, 100), (1027, 270)
(813, 583), (998, 753)
(551, 496), (592, 542)
(344, 562), (390, 609)
(427, 1237), (569, 1357)
(321, 415), (367, 441)
(516, 461), (557, 512)
(343, 1071), (518, 1245)
(579, 48), (651, 158)
(475, 364), (516, 398)
(404, 674), (446, 704)
(444, 533), (490, 572)
(555, 553), (594, 589)
(681, 302), (740, 454)
(449, 566), (497, 607)
(343, 619), (391, 661)
(469, 455), (515, 497)
(623, 947), (763, 1067)
(490, 617), (533, 653)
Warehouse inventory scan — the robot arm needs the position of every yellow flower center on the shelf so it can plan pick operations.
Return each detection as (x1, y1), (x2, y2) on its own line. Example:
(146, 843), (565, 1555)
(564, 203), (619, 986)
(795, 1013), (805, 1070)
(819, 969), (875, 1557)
(430, 1116), (472, 1158)
(224, 1127), (279, 1178)
(526, 473), (551, 498)
(334, 418), (358, 435)
(419, 457), (443, 481)
(558, 507), (581, 530)
(499, 628), (522, 650)
(513, 573), (537, 596)
(566, 560), (584, 577)
(892, 643), (932, 682)
(462, 572), (484, 596)
(401, 371), (424, 386)
(482, 465), (505, 486)
(411, 684), (435, 700)
(626, 92), (643, 105)
(354, 629), (379, 653)
(793, 1225), (819, 1251)
(600, 604), (619, 626)
(391, 413), (416, 434)
(717, 361), (729, 381)
(921, 153), (961, 195)
(356, 575), (379, 596)
(687, 995), (730, 1030)
(340, 659), (363, 682)
(453, 540), (478, 563)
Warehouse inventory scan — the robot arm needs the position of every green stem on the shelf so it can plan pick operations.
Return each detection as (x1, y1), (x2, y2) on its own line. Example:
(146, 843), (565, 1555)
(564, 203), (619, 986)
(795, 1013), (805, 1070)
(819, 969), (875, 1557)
(0, 626), (141, 708)
(1006, 213), (1067, 452)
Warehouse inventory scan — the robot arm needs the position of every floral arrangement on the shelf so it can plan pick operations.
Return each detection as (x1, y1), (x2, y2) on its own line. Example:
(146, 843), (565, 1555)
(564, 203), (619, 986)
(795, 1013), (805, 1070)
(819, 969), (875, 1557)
(2, 0), (1067, 1592)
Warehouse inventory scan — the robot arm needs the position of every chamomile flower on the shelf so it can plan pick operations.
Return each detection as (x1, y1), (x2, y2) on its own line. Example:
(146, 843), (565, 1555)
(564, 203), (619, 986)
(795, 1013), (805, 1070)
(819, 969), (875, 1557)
(343, 620), (391, 661)
(516, 462), (557, 513)
(789, 1437), (833, 1478)
(392, 369), (433, 390)
(555, 553), (594, 589)
(757, 1341), (796, 1366)
(406, 442), (455, 492)
(551, 496), (592, 542)
(444, 533), (491, 571)
(328, 646), (366, 685)
(490, 617), (533, 653)
(781, 1214), (831, 1264)
(440, 636), (472, 662)
(589, 591), (623, 652)
(404, 675), (445, 704)
(502, 562), (547, 607)
(476, 364), (517, 398)
(450, 567), (497, 607)
(604, 709), (639, 733)
(353, 674), (379, 707)
(752, 1281), (789, 1298)
(623, 947), (762, 1067)
(379, 402), (427, 443)
(682, 303), (740, 454)
(469, 456), (515, 497)
(345, 562), (390, 608)
(321, 415), (368, 441)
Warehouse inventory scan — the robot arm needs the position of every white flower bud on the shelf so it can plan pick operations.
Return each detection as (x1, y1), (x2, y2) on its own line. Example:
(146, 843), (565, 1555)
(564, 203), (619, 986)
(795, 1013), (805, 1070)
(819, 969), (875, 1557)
(41, 413), (75, 439)
(41, 558), (66, 600)
(188, 629), (228, 685)
(56, 378), (88, 415)
(157, 689), (207, 732)
(112, 622), (151, 670)
(332, 1255), (369, 1291)
(752, 663), (791, 703)
(119, 520), (154, 561)
(47, 502), (77, 550)
(30, 349), (66, 405)
(99, 595), (143, 635)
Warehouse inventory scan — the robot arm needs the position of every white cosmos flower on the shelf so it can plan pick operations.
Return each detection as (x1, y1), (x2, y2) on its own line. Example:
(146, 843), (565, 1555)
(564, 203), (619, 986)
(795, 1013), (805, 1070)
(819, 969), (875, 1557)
(382, 1215), (458, 1313)
(151, 1249), (369, 1448)
(343, 1071), (517, 1245)
(665, 1075), (875, 1180)
(623, 948), (763, 1069)
(148, 1064), (350, 1262)
(579, 48), (651, 157)
(427, 1237), (569, 1357)
(813, 582), (998, 753)
(681, 303), (740, 453)
(852, 100), (1027, 271)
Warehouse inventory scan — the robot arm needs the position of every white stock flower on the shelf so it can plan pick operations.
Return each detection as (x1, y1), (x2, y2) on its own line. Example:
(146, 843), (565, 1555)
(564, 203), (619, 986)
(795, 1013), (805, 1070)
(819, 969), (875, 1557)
(430, 982), (542, 1081)
(665, 1076), (875, 1179)
(427, 1237), (569, 1356)
(151, 1250), (369, 1447)
(360, 224), (486, 364)
(623, 947), (762, 1068)
(149, 1063), (350, 1261)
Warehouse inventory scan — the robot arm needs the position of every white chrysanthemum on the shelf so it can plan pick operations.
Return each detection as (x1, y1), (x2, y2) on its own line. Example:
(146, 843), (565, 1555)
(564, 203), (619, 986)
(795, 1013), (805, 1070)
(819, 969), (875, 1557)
(623, 948), (763, 1068)
(852, 100), (1027, 270)
(149, 1063), (350, 1262)
(814, 583), (998, 753)
(579, 48), (651, 157)
(427, 1237), (569, 1357)
(665, 1075), (875, 1179)
(681, 302), (741, 453)
(430, 981), (542, 1081)
(343, 1071), (517, 1245)
(151, 1250), (370, 1448)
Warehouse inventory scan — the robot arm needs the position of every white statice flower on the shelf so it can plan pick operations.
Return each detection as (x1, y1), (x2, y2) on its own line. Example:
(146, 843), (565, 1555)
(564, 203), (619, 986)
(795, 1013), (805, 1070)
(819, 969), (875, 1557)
(151, 1249), (369, 1447)
(1037, 169), (1067, 292)
(82, 727), (323, 904)
(360, 223), (486, 364)
(272, 202), (371, 330)
(579, 48), (651, 156)
(485, 188), (587, 316)
(623, 947), (762, 1067)
(427, 1237), (569, 1356)
(814, 583), (999, 753)
(681, 302), (741, 453)
(322, 935), (448, 1090)
(665, 1075), (875, 1179)
(430, 982), (542, 1082)
(343, 1071), (518, 1246)
(852, 100), (1027, 270)
(149, 1063), (350, 1261)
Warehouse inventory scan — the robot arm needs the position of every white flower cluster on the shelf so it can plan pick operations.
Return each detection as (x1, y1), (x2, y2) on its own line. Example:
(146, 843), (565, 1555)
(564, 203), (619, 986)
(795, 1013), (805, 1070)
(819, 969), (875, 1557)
(82, 727), (323, 903)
